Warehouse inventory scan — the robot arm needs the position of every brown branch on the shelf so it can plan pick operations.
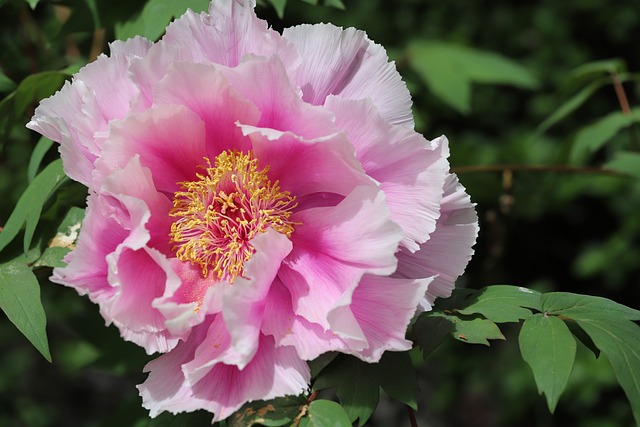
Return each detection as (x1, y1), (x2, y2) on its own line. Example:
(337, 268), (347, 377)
(452, 164), (627, 177)
(610, 70), (638, 149)
(611, 71), (632, 115)
(407, 406), (418, 427)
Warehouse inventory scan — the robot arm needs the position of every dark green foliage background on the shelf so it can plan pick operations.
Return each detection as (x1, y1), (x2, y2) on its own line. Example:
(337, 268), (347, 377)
(0, 0), (639, 426)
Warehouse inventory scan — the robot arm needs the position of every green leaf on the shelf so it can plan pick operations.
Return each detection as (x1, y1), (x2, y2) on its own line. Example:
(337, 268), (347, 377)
(538, 292), (640, 424)
(34, 247), (70, 268)
(412, 313), (455, 358)
(416, 311), (504, 346)
(536, 79), (604, 135)
(0, 159), (68, 254)
(378, 351), (417, 410)
(14, 72), (69, 117)
(563, 58), (625, 92)
(25, 0), (40, 9)
(457, 285), (541, 323)
(228, 395), (306, 427)
(299, 400), (352, 427)
(115, 0), (210, 41)
(569, 108), (640, 164)
(449, 315), (505, 345)
(144, 410), (213, 426)
(605, 151), (640, 179)
(408, 41), (538, 114)
(0, 72), (16, 93)
(0, 260), (51, 362)
(33, 206), (84, 268)
(309, 351), (338, 379)
(27, 137), (54, 183)
(324, 0), (345, 9)
(0, 71), (68, 137)
(267, 0), (287, 18)
(565, 320), (600, 359)
(541, 292), (640, 321)
(519, 314), (576, 412)
(313, 355), (379, 426)
(574, 318), (640, 427)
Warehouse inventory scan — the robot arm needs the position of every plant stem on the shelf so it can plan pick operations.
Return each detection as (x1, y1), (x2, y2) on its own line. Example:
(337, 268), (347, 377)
(452, 164), (626, 176)
(408, 406), (418, 427)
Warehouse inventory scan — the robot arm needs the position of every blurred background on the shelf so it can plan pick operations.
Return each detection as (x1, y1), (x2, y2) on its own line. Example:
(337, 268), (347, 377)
(0, 0), (639, 426)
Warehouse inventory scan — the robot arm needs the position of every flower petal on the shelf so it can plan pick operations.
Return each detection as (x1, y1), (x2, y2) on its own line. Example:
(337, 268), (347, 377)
(219, 56), (336, 139)
(349, 275), (432, 362)
(396, 174), (479, 309)
(97, 104), (208, 194)
(279, 185), (402, 333)
(262, 277), (350, 360)
(162, 0), (298, 68)
(139, 323), (309, 423)
(153, 62), (261, 157)
(283, 23), (413, 127)
(247, 128), (372, 198)
(105, 246), (180, 354)
(326, 96), (450, 251)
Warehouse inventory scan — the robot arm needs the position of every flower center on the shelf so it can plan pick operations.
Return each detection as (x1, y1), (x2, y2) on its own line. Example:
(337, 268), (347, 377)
(169, 150), (296, 282)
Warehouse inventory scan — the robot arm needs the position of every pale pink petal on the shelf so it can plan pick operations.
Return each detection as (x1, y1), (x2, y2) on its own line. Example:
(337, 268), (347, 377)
(220, 230), (292, 368)
(187, 333), (309, 422)
(279, 185), (402, 332)
(129, 42), (181, 110)
(153, 62), (260, 157)
(27, 82), (98, 185)
(262, 278), (350, 360)
(138, 321), (211, 417)
(27, 42), (150, 186)
(246, 128), (372, 198)
(396, 174), (479, 309)
(140, 324), (309, 422)
(100, 155), (173, 254)
(109, 36), (153, 57)
(154, 259), (218, 339)
(283, 23), (413, 127)
(162, 0), (298, 68)
(219, 56), (336, 139)
(326, 96), (450, 251)
(97, 105), (208, 194)
(349, 275), (433, 362)
(50, 192), (125, 303)
(105, 246), (179, 354)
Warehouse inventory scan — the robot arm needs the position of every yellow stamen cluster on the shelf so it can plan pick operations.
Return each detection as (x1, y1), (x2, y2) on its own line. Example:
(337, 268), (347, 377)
(169, 150), (297, 282)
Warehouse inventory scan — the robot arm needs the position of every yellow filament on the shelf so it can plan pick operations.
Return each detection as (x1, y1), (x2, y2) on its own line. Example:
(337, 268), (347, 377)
(169, 150), (296, 282)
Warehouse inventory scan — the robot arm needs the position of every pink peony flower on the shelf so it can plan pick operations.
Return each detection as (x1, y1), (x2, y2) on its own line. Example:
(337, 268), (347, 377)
(28, 0), (478, 421)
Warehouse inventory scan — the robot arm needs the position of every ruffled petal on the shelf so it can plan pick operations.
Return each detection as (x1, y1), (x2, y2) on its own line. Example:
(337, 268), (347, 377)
(162, 0), (298, 68)
(105, 246), (179, 354)
(153, 62), (261, 157)
(220, 230), (292, 368)
(396, 174), (479, 309)
(245, 127), (372, 198)
(219, 56), (336, 139)
(140, 322), (309, 422)
(326, 96), (450, 251)
(279, 185), (402, 334)
(50, 192), (125, 303)
(349, 275), (432, 362)
(97, 104), (208, 194)
(138, 321), (211, 417)
(261, 278), (350, 360)
(27, 42), (150, 186)
(186, 333), (309, 422)
(283, 23), (413, 127)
